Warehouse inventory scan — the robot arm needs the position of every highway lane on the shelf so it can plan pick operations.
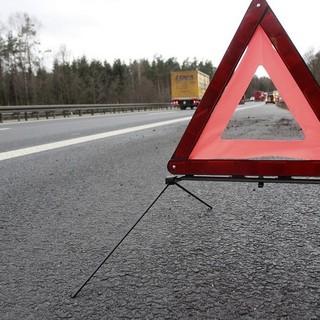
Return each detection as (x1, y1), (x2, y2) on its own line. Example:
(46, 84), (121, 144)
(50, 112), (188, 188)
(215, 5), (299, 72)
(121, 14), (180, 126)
(0, 102), (265, 157)
(0, 109), (194, 154)
(2, 103), (320, 319)
(1, 113), (193, 319)
(0, 102), (267, 161)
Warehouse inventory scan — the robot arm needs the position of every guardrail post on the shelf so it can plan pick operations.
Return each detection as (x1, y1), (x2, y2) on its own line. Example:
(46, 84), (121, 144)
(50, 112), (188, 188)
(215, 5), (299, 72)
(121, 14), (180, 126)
(15, 112), (21, 121)
(31, 111), (39, 120)
(24, 112), (28, 121)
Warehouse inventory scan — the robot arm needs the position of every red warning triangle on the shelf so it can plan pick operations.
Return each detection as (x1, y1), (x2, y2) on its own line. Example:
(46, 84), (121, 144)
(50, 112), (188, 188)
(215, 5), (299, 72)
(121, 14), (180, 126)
(167, 0), (320, 177)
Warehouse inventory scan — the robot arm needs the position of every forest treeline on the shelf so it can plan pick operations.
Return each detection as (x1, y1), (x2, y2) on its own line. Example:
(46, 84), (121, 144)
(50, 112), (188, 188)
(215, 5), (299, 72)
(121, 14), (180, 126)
(1, 13), (320, 106)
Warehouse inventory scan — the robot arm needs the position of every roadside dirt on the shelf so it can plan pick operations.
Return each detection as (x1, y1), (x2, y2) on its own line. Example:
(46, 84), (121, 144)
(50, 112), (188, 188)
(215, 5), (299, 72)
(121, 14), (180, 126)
(222, 103), (304, 140)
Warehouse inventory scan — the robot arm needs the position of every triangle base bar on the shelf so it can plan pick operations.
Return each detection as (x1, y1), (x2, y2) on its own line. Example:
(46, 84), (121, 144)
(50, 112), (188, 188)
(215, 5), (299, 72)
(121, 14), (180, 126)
(168, 159), (320, 177)
(168, 175), (320, 187)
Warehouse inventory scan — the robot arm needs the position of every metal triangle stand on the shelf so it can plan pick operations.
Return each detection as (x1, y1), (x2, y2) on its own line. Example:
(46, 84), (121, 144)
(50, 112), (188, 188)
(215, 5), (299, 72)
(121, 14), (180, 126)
(72, 174), (320, 297)
(71, 176), (212, 298)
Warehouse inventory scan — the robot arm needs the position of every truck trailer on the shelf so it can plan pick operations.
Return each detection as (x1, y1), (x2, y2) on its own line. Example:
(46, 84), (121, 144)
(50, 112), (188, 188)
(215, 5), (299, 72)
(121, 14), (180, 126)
(170, 70), (210, 110)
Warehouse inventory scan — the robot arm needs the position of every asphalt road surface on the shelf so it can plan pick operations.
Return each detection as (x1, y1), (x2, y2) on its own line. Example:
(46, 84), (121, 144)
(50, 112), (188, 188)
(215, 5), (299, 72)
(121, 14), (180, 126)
(1, 105), (320, 319)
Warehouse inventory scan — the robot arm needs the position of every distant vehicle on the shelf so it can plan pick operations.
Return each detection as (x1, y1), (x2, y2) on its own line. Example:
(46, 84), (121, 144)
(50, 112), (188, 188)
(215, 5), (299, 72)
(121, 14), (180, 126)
(170, 70), (210, 110)
(265, 94), (275, 104)
(254, 91), (266, 101)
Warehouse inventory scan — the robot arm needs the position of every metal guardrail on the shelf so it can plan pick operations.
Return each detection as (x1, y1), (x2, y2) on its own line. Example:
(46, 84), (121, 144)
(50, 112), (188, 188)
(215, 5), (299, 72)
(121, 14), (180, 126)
(0, 103), (177, 123)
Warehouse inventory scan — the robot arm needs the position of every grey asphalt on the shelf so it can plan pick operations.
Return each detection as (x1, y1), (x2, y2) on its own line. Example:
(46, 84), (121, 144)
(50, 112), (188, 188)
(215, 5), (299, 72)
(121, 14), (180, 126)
(1, 106), (320, 319)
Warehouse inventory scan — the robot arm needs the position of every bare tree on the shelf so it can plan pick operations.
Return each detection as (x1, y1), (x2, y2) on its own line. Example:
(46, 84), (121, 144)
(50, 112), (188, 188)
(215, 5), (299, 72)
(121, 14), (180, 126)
(4, 13), (41, 104)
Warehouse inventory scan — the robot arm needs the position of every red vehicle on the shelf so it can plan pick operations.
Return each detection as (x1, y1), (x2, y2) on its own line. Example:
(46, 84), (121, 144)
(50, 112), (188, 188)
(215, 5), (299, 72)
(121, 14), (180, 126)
(254, 91), (266, 101)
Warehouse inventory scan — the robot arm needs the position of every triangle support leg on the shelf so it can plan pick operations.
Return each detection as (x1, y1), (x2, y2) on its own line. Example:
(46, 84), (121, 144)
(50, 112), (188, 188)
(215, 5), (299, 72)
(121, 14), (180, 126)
(166, 176), (213, 210)
(71, 183), (170, 298)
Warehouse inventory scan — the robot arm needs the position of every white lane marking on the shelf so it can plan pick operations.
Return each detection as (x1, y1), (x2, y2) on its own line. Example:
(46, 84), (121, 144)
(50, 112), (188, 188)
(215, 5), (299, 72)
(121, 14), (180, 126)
(0, 128), (10, 131)
(236, 103), (264, 111)
(0, 117), (191, 161)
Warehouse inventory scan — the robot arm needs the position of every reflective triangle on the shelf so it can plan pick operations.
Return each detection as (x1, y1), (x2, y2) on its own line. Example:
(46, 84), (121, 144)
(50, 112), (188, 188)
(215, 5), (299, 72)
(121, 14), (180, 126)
(168, 0), (320, 177)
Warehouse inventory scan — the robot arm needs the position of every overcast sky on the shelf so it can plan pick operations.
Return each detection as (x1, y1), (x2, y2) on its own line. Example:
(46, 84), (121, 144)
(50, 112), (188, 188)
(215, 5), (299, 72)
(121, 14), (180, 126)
(0, 0), (319, 70)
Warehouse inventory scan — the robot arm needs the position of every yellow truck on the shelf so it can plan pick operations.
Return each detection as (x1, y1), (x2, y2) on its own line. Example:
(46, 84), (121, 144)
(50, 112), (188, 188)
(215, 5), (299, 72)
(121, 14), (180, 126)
(170, 70), (210, 110)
